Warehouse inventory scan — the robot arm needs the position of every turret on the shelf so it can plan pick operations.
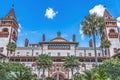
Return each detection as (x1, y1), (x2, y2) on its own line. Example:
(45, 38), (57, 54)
(24, 39), (29, 47)
(0, 5), (18, 56)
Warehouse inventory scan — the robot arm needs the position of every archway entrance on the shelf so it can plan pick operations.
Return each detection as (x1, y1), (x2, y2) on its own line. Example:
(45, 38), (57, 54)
(52, 72), (65, 80)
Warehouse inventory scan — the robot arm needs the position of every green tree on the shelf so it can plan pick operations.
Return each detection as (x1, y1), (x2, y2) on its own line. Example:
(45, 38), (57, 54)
(0, 62), (35, 80)
(0, 62), (8, 80)
(82, 70), (96, 80)
(46, 77), (55, 80)
(81, 13), (105, 65)
(100, 58), (120, 80)
(93, 67), (110, 80)
(63, 55), (80, 80)
(74, 72), (83, 80)
(35, 54), (53, 80)
(6, 42), (16, 61)
(100, 39), (111, 57)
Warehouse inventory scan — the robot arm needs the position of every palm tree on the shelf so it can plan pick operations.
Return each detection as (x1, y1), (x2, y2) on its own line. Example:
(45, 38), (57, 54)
(63, 55), (80, 80)
(74, 72), (83, 80)
(100, 39), (111, 57)
(5, 62), (35, 80)
(81, 13), (105, 65)
(82, 70), (96, 80)
(6, 42), (16, 61)
(35, 54), (53, 80)
(94, 67), (110, 80)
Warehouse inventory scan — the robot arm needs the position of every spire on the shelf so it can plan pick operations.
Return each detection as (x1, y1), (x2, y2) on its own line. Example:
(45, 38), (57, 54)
(4, 4), (16, 20)
(57, 32), (61, 37)
(103, 9), (111, 17)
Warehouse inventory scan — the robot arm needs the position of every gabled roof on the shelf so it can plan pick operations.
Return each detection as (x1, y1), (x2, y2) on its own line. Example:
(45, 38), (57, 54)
(50, 36), (67, 42)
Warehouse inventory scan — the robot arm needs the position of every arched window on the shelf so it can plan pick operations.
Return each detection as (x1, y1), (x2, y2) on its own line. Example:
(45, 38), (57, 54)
(2, 28), (8, 32)
(110, 29), (115, 33)
(13, 31), (16, 35)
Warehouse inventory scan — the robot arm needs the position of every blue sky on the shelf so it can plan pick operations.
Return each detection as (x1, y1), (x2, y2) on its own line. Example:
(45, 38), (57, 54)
(0, 0), (120, 47)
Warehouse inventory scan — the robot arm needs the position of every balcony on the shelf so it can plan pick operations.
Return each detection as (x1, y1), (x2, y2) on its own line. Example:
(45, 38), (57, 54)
(0, 32), (9, 37)
(109, 33), (118, 38)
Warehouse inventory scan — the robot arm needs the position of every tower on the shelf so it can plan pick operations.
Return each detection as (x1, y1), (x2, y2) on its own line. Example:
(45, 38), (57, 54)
(0, 7), (18, 56)
(103, 9), (120, 56)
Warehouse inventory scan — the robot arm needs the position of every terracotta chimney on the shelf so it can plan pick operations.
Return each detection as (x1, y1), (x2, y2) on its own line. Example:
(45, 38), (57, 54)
(89, 39), (93, 47)
(25, 39), (29, 47)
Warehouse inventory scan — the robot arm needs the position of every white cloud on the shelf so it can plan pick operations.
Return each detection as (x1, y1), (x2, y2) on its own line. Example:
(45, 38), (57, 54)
(79, 25), (84, 40)
(117, 17), (120, 27)
(18, 23), (22, 32)
(89, 4), (105, 16)
(45, 8), (58, 19)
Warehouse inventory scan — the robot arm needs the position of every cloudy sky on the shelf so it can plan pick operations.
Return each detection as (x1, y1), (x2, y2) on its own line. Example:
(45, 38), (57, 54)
(0, 0), (120, 47)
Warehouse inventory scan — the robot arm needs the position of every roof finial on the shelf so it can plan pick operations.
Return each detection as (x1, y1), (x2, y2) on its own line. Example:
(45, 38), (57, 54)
(57, 32), (61, 37)
(12, 4), (14, 8)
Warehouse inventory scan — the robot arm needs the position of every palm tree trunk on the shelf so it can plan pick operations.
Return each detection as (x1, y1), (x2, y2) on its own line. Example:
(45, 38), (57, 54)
(38, 69), (40, 79)
(71, 68), (74, 80)
(43, 68), (45, 80)
(93, 34), (98, 65)
(102, 48), (104, 57)
(8, 50), (12, 61)
(105, 47), (107, 59)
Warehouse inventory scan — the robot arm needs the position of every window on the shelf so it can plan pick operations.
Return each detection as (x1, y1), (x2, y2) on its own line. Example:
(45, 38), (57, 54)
(79, 52), (82, 56)
(2, 28), (8, 32)
(88, 53), (91, 56)
(110, 29), (115, 33)
(0, 47), (4, 52)
(48, 52), (51, 56)
(36, 52), (39, 55)
(98, 53), (101, 56)
(17, 52), (20, 54)
(13, 31), (16, 36)
(67, 52), (70, 56)
(57, 52), (60, 56)
(26, 52), (29, 56)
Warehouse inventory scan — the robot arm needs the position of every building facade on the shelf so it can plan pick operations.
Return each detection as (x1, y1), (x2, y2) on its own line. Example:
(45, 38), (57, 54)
(0, 7), (120, 79)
